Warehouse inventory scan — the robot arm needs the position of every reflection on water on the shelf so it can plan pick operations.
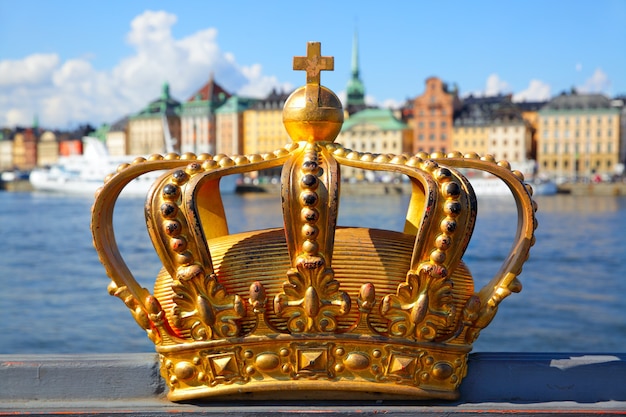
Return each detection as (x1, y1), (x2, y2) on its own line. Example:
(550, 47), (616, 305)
(1, 191), (625, 353)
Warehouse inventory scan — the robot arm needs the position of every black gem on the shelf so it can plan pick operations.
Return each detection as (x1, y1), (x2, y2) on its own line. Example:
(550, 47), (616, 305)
(163, 184), (179, 198)
(301, 192), (318, 206)
(302, 160), (318, 171)
(172, 170), (188, 182)
(446, 201), (462, 215)
(445, 182), (461, 197)
(160, 203), (177, 218)
(301, 174), (317, 187)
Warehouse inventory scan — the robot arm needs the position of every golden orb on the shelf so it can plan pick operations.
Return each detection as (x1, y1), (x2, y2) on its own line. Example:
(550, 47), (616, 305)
(282, 85), (344, 143)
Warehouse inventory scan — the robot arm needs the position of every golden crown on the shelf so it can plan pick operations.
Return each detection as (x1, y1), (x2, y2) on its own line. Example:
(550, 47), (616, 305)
(91, 42), (537, 401)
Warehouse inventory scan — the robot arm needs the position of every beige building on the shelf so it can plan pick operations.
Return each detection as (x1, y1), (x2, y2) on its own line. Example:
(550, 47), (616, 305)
(127, 82), (181, 156)
(0, 138), (13, 170)
(37, 130), (59, 167)
(537, 93), (621, 180)
(105, 117), (129, 156)
(336, 108), (412, 181)
(488, 107), (533, 173)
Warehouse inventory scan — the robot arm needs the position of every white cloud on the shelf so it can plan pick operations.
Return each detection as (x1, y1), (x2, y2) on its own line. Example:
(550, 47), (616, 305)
(576, 63), (582, 72)
(485, 73), (512, 96)
(461, 74), (513, 99)
(513, 79), (552, 102)
(381, 98), (403, 109)
(578, 68), (611, 94)
(0, 53), (60, 87)
(237, 63), (292, 98)
(0, 10), (288, 128)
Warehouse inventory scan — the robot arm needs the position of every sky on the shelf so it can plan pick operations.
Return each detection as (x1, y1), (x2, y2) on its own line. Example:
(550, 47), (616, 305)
(1, 0), (625, 130)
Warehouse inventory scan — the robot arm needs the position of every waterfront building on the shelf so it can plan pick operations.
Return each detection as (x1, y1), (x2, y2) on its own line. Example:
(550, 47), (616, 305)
(242, 89), (291, 179)
(180, 75), (231, 155)
(11, 128), (38, 171)
(215, 95), (256, 156)
(105, 117), (129, 156)
(0, 135), (13, 170)
(58, 138), (83, 157)
(453, 95), (534, 174)
(127, 82), (181, 156)
(336, 108), (412, 181)
(537, 92), (621, 180)
(615, 95), (626, 173)
(452, 95), (507, 157)
(411, 77), (459, 154)
(517, 101), (547, 162)
(243, 89), (291, 156)
(488, 102), (533, 173)
(345, 30), (367, 115)
(36, 130), (59, 167)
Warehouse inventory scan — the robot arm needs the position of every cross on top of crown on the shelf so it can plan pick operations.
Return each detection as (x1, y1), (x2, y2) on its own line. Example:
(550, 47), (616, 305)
(293, 42), (334, 105)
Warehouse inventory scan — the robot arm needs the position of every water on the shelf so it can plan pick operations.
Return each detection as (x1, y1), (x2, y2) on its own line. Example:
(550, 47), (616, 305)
(1, 190), (625, 354)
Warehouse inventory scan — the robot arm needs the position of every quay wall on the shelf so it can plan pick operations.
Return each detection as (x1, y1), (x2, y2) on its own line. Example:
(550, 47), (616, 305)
(1, 353), (625, 415)
(557, 182), (626, 196)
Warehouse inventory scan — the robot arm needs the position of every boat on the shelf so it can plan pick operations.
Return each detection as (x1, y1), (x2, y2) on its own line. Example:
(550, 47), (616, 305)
(29, 137), (238, 197)
(29, 137), (161, 197)
(467, 176), (557, 197)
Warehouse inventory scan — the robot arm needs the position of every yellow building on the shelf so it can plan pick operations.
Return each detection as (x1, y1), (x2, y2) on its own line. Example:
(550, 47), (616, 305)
(453, 96), (534, 174)
(452, 125), (489, 156)
(243, 90), (291, 156)
(538, 93), (621, 180)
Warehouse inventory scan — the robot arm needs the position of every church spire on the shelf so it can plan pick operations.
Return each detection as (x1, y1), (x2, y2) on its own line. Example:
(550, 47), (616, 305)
(351, 30), (359, 79)
(346, 29), (365, 114)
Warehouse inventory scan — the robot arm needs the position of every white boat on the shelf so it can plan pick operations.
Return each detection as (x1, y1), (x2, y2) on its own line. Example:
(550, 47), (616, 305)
(467, 176), (557, 197)
(29, 137), (237, 197)
(29, 138), (160, 197)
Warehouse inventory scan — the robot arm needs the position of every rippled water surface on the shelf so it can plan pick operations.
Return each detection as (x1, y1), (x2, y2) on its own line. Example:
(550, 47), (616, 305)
(1, 190), (625, 353)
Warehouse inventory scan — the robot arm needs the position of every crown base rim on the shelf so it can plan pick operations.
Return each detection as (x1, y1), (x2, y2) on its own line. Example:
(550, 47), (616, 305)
(157, 335), (469, 402)
(166, 380), (460, 402)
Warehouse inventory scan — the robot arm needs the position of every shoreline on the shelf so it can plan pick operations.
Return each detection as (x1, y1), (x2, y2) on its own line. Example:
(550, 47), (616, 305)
(3, 179), (626, 197)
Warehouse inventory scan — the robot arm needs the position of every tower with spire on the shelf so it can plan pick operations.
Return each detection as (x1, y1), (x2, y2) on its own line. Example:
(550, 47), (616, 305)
(346, 30), (366, 115)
